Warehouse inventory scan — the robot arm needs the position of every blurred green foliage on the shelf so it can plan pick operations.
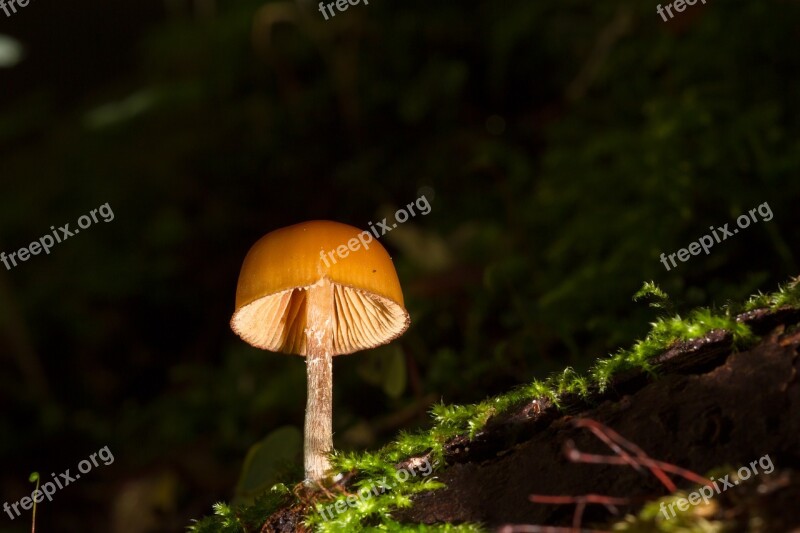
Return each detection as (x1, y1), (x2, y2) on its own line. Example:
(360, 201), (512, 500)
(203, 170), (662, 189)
(233, 426), (302, 505)
(1, 0), (799, 530)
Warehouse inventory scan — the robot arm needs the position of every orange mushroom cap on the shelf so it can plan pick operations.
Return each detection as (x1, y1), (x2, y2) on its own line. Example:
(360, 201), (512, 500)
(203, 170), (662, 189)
(230, 220), (410, 356)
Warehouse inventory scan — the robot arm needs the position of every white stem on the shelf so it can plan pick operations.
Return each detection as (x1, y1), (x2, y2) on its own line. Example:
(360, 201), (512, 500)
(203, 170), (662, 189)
(304, 279), (334, 483)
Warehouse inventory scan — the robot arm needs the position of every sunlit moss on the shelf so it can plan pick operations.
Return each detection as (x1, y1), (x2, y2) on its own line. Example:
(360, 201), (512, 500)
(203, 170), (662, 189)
(743, 277), (800, 311)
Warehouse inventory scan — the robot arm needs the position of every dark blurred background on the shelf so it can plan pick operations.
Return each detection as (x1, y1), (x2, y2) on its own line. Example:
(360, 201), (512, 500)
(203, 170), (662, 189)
(1, 0), (798, 531)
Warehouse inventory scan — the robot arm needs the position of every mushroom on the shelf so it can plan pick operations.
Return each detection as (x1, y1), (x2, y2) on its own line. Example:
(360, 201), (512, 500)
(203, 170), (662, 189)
(230, 220), (410, 483)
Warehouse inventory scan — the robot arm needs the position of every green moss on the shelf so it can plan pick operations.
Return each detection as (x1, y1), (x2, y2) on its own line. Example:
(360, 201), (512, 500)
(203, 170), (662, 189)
(305, 478), (451, 532)
(743, 277), (800, 311)
(609, 493), (723, 532)
(188, 279), (800, 532)
(189, 487), (295, 533)
(632, 281), (672, 311)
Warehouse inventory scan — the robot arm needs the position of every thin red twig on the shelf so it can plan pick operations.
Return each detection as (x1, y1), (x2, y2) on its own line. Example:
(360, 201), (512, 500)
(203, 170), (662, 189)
(511, 418), (711, 533)
(572, 419), (644, 474)
(571, 418), (678, 490)
(563, 441), (711, 489)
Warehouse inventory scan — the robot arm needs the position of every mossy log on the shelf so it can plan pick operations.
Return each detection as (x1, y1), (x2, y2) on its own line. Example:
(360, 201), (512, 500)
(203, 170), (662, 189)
(261, 306), (800, 532)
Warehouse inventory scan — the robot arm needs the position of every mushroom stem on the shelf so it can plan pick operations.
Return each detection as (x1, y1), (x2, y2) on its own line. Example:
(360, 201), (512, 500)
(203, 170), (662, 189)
(303, 278), (335, 483)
